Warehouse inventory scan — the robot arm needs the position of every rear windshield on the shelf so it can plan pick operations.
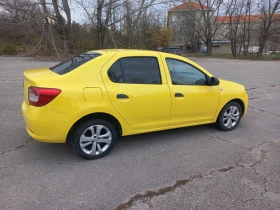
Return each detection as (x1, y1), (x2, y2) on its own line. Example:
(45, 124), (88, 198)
(50, 52), (101, 75)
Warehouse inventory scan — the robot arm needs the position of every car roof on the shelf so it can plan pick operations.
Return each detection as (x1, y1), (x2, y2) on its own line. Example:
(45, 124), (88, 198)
(90, 49), (162, 55)
(89, 49), (182, 58)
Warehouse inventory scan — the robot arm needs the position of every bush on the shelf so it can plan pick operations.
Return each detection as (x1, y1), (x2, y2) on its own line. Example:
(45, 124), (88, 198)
(2, 44), (17, 55)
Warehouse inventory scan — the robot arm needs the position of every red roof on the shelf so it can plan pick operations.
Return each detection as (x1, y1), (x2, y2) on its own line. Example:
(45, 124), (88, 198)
(215, 14), (280, 23)
(170, 1), (210, 11)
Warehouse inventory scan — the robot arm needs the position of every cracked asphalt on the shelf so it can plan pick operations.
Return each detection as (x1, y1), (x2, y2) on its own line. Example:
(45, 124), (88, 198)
(0, 56), (280, 210)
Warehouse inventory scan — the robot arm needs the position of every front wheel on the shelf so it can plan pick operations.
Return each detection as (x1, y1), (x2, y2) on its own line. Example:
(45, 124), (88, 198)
(72, 119), (117, 159)
(216, 102), (242, 131)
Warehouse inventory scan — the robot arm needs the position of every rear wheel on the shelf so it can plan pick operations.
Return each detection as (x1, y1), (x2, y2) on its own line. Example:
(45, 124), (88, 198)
(72, 119), (117, 159)
(216, 101), (242, 131)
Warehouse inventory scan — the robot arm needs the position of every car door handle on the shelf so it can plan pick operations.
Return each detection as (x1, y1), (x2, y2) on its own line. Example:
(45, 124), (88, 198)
(175, 93), (184, 97)
(116, 94), (129, 99)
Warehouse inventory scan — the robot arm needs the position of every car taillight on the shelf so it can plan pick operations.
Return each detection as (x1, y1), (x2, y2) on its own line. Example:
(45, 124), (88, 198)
(28, 87), (61, 107)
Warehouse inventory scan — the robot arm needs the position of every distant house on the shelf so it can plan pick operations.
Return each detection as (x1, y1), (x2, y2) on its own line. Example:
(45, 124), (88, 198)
(215, 14), (280, 54)
(168, 1), (280, 54)
(167, 1), (213, 52)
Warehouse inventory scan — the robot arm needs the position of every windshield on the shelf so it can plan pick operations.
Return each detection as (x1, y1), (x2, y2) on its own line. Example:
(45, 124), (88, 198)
(50, 52), (101, 75)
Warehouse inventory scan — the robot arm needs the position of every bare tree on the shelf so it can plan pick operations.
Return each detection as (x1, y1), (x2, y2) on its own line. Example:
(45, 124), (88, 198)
(226, 0), (255, 57)
(227, 0), (244, 57)
(0, 0), (55, 55)
(76, 0), (165, 49)
(0, 0), (42, 41)
(0, 0), (186, 55)
(51, 0), (72, 53)
(257, 0), (280, 57)
(0, 0), (72, 57)
(40, 0), (60, 59)
(240, 0), (254, 56)
(196, 0), (228, 55)
(76, 0), (119, 48)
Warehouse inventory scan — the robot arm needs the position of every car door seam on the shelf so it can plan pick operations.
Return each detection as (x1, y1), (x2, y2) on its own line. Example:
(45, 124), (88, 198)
(159, 53), (173, 126)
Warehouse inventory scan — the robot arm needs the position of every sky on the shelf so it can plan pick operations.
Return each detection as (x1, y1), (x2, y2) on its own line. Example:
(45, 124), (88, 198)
(66, 0), (175, 24)
(56, 0), (270, 24)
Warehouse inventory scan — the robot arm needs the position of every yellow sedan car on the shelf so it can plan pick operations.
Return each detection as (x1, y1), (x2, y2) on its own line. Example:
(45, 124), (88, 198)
(22, 49), (248, 159)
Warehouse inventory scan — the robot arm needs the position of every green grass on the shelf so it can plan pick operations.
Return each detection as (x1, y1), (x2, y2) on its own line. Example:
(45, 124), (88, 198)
(183, 53), (280, 61)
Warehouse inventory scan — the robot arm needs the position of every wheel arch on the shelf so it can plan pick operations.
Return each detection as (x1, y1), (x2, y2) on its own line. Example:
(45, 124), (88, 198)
(215, 98), (246, 122)
(230, 98), (245, 116)
(66, 112), (123, 144)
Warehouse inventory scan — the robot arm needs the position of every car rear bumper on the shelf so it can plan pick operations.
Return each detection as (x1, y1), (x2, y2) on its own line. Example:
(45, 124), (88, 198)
(22, 101), (74, 143)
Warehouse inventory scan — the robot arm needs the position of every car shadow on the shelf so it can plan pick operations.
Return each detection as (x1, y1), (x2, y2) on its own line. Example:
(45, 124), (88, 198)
(115, 124), (216, 149)
(28, 123), (216, 162)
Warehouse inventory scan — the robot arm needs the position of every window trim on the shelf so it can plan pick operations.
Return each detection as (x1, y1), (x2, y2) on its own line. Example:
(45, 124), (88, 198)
(108, 56), (163, 85)
(165, 58), (210, 86)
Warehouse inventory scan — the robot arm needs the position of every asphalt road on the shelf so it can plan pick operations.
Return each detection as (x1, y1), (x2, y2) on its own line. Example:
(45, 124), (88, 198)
(0, 56), (280, 210)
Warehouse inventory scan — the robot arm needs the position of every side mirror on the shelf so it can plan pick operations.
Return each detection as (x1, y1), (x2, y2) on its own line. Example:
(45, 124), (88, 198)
(210, 77), (220, 86)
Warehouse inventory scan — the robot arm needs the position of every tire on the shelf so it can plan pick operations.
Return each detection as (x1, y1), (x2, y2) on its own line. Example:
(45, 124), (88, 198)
(216, 101), (242, 131)
(71, 119), (117, 159)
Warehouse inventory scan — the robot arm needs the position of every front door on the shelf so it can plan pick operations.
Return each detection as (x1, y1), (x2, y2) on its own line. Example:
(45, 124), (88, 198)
(163, 58), (220, 126)
(101, 52), (171, 130)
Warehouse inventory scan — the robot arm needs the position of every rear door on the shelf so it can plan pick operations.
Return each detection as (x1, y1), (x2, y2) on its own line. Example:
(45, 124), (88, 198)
(101, 51), (171, 130)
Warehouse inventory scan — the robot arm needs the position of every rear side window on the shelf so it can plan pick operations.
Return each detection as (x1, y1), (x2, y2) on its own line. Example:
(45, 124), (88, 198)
(107, 57), (162, 84)
(50, 52), (101, 75)
(107, 60), (123, 83)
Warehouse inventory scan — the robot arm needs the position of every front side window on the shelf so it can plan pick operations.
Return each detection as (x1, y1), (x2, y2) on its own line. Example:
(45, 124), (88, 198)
(50, 52), (101, 75)
(166, 58), (207, 85)
(108, 57), (162, 84)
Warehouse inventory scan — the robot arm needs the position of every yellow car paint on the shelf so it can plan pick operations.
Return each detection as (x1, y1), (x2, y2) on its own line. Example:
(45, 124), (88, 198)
(160, 53), (220, 125)
(22, 49), (248, 143)
(83, 88), (103, 102)
(101, 51), (172, 130)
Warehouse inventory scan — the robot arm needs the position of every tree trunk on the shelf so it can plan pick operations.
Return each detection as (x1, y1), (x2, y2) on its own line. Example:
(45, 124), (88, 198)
(101, 27), (107, 48)
(206, 39), (212, 56)
(257, 36), (266, 57)
(62, 0), (71, 53)
(52, 0), (71, 53)
(256, 0), (280, 57)
(96, 0), (114, 49)
(231, 40), (237, 57)
(40, 0), (60, 60)
(64, 39), (70, 53)
(96, 0), (104, 49)
(246, 4), (251, 57)
(128, 0), (146, 46)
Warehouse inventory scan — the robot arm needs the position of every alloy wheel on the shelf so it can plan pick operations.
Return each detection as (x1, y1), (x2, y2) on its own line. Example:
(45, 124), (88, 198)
(223, 105), (240, 128)
(79, 125), (112, 155)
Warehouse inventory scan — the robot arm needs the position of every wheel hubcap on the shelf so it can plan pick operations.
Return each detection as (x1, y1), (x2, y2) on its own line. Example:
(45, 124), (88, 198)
(79, 125), (112, 155)
(223, 105), (240, 128)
